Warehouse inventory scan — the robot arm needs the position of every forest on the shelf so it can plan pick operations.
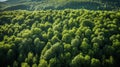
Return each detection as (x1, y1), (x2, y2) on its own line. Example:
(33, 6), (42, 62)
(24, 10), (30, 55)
(0, 9), (120, 67)
(0, 0), (120, 11)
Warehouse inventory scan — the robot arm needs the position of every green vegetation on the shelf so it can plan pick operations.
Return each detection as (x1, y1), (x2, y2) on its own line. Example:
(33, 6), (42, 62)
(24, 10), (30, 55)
(0, 9), (120, 67)
(0, 0), (120, 11)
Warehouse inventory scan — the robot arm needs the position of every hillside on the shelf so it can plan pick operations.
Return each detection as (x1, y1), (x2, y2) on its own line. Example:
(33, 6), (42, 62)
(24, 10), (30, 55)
(0, 9), (120, 67)
(0, 0), (120, 11)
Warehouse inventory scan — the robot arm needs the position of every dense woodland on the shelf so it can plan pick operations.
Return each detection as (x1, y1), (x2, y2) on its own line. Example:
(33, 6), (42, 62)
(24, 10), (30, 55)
(0, 0), (120, 11)
(0, 9), (120, 67)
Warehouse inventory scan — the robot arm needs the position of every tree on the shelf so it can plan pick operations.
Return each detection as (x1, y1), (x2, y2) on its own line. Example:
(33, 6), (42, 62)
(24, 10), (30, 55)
(85, 28), (92, 38)
(68, 18), (77, 28)
(32, 64), (37, 67)
(64, 52), (71, 62)
(84, 55), (91, 66)
(32, 54), (39, 64)
(25, 52), (34, 65)
(21, 62), (30, 67)
(13, 61), (18, 67)
(43, 42), (63, 60)
(103, 56), (114, 67)
(18, 54), (25, 64)
(49, 57), (60, 67)
(80, 38), (90, 53)
(7, 49), (14, 64)
(51, 35), (60, 44)
(64, 43), (71, 52)
(21, 29), (32, 38)
(91, 58), (100, 67)
(41, 42), (52, 58)
(31, 27), (41, 36)
(18, 38), (33, 55)
(92, 43), (101, 57)
(71, 38), (80, 48)
(34, 38), (40, 45)
(53, 23), (62, 32)
(71, 53), (85, 67)
(38, 59), (48, 67)
(34, 37), (45, 53)
(62, 33), (72, 43)
(14, 37), (22, 44)
(81, 19), (94, 28)
(91, 35), (104, 47)
(47, 28), (54, 39)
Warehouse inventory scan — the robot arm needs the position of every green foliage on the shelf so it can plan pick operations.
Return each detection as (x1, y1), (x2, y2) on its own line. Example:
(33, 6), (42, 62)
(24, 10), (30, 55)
(48, 57), (60, 67)
(62, 33), (72, 43)
(21, 62), (30, 67)
(13, 61), (18, 67)
(91, 58), (100, 67)
(71, 53), (90, 67)
(71, 38), (79, 47)
(43, 42), (63, 60)
(0, 9), (120, 67)
(81, 19), (95, 28)
(0, 0), (120, 11)
(38, 59), (48, 67)
(25, 52), (34, 65)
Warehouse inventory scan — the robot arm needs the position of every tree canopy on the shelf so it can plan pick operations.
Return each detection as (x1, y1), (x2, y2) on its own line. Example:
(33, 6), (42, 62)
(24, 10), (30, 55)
(0, 9), (120, 67)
